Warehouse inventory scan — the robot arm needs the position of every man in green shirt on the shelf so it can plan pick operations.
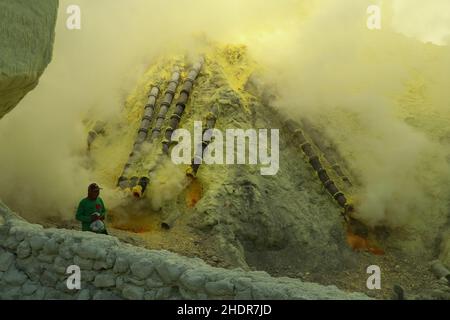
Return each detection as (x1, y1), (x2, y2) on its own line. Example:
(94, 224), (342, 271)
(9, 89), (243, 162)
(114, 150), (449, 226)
(76, 183), (108, 234)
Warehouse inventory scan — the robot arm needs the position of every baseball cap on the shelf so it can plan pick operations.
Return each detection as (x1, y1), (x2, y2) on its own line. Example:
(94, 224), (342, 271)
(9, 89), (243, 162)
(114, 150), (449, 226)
(88, 183), (102, 191)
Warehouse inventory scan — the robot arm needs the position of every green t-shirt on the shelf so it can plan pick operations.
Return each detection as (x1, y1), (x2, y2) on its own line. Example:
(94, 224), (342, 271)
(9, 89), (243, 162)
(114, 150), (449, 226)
(76, 197), (106, 231)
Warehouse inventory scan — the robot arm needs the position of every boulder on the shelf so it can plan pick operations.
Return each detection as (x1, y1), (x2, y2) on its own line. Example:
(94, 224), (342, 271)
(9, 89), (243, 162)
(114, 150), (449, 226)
(0, 0), (59, 118)
(3, 266), (28, 286)
(94, 274), (116, 288)
(130, 260), (153, 280)
(0, 250), (15, 272)
(122, 284), (144, 300)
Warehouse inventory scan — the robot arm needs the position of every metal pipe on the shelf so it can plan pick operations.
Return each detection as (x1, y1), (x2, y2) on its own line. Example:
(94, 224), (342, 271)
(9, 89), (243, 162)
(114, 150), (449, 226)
(117, 85), (160, 188)
(87, 120), (106, 150)
(187, 104), (219, 177)
(149, 68), (181, 142)
(286, 119), (350, 210)
(300, 118), (353, 187)
(117, 66), (181, 191)
(162, 58), (204, 155)
(132, 177), (150, 198)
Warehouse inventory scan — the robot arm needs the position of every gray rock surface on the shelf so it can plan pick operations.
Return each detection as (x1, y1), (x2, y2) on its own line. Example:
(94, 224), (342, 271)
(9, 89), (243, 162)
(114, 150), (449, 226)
(0, 250), (15, 272)
(94, 274), (116, 288)
(122, 285), (145, 300)
(0, 0), (59, 119)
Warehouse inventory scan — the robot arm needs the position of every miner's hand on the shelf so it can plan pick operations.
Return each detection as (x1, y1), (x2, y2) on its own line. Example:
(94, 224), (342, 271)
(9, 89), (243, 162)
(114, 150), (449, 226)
(91, 213), (101, 222)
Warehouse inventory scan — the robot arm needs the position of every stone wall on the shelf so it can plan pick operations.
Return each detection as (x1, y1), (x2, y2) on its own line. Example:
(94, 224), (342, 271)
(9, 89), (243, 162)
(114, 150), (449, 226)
(0, 201), (370, 300)
(0, 0), (59, 119)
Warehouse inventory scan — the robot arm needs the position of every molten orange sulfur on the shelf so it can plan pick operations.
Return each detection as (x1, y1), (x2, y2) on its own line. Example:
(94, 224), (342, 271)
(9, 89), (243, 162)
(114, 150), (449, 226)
(186, 178), (203, 208)
(346, 231), (385, 255)
(108, 210), (155, 233)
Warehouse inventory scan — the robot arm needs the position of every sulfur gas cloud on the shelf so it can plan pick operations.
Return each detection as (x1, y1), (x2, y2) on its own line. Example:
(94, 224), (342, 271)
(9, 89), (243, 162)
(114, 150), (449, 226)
(0, 0), (448, 239)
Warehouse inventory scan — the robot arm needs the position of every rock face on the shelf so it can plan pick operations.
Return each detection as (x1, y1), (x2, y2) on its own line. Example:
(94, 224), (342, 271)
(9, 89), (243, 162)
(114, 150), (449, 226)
(0, 0), (59, 119)
(0, 201), (370, 300)
(92, 47), (356, 275)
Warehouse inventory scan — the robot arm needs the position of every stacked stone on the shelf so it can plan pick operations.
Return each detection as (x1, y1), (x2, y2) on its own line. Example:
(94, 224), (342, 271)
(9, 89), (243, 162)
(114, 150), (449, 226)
(0, 202), (370, 300)
(162, 58), (204, 154)
(117, 86), (160, 189)
(285, 120), (349, 210)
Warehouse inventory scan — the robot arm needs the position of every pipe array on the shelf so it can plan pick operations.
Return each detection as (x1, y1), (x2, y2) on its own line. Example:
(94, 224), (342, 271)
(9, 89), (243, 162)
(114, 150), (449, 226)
(136, 86), (160, 145)
(118, 59), (203, 198)
(117, 85), (160, 189)
(162, 58), (204, 155)
(150, 67), (181, 142)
